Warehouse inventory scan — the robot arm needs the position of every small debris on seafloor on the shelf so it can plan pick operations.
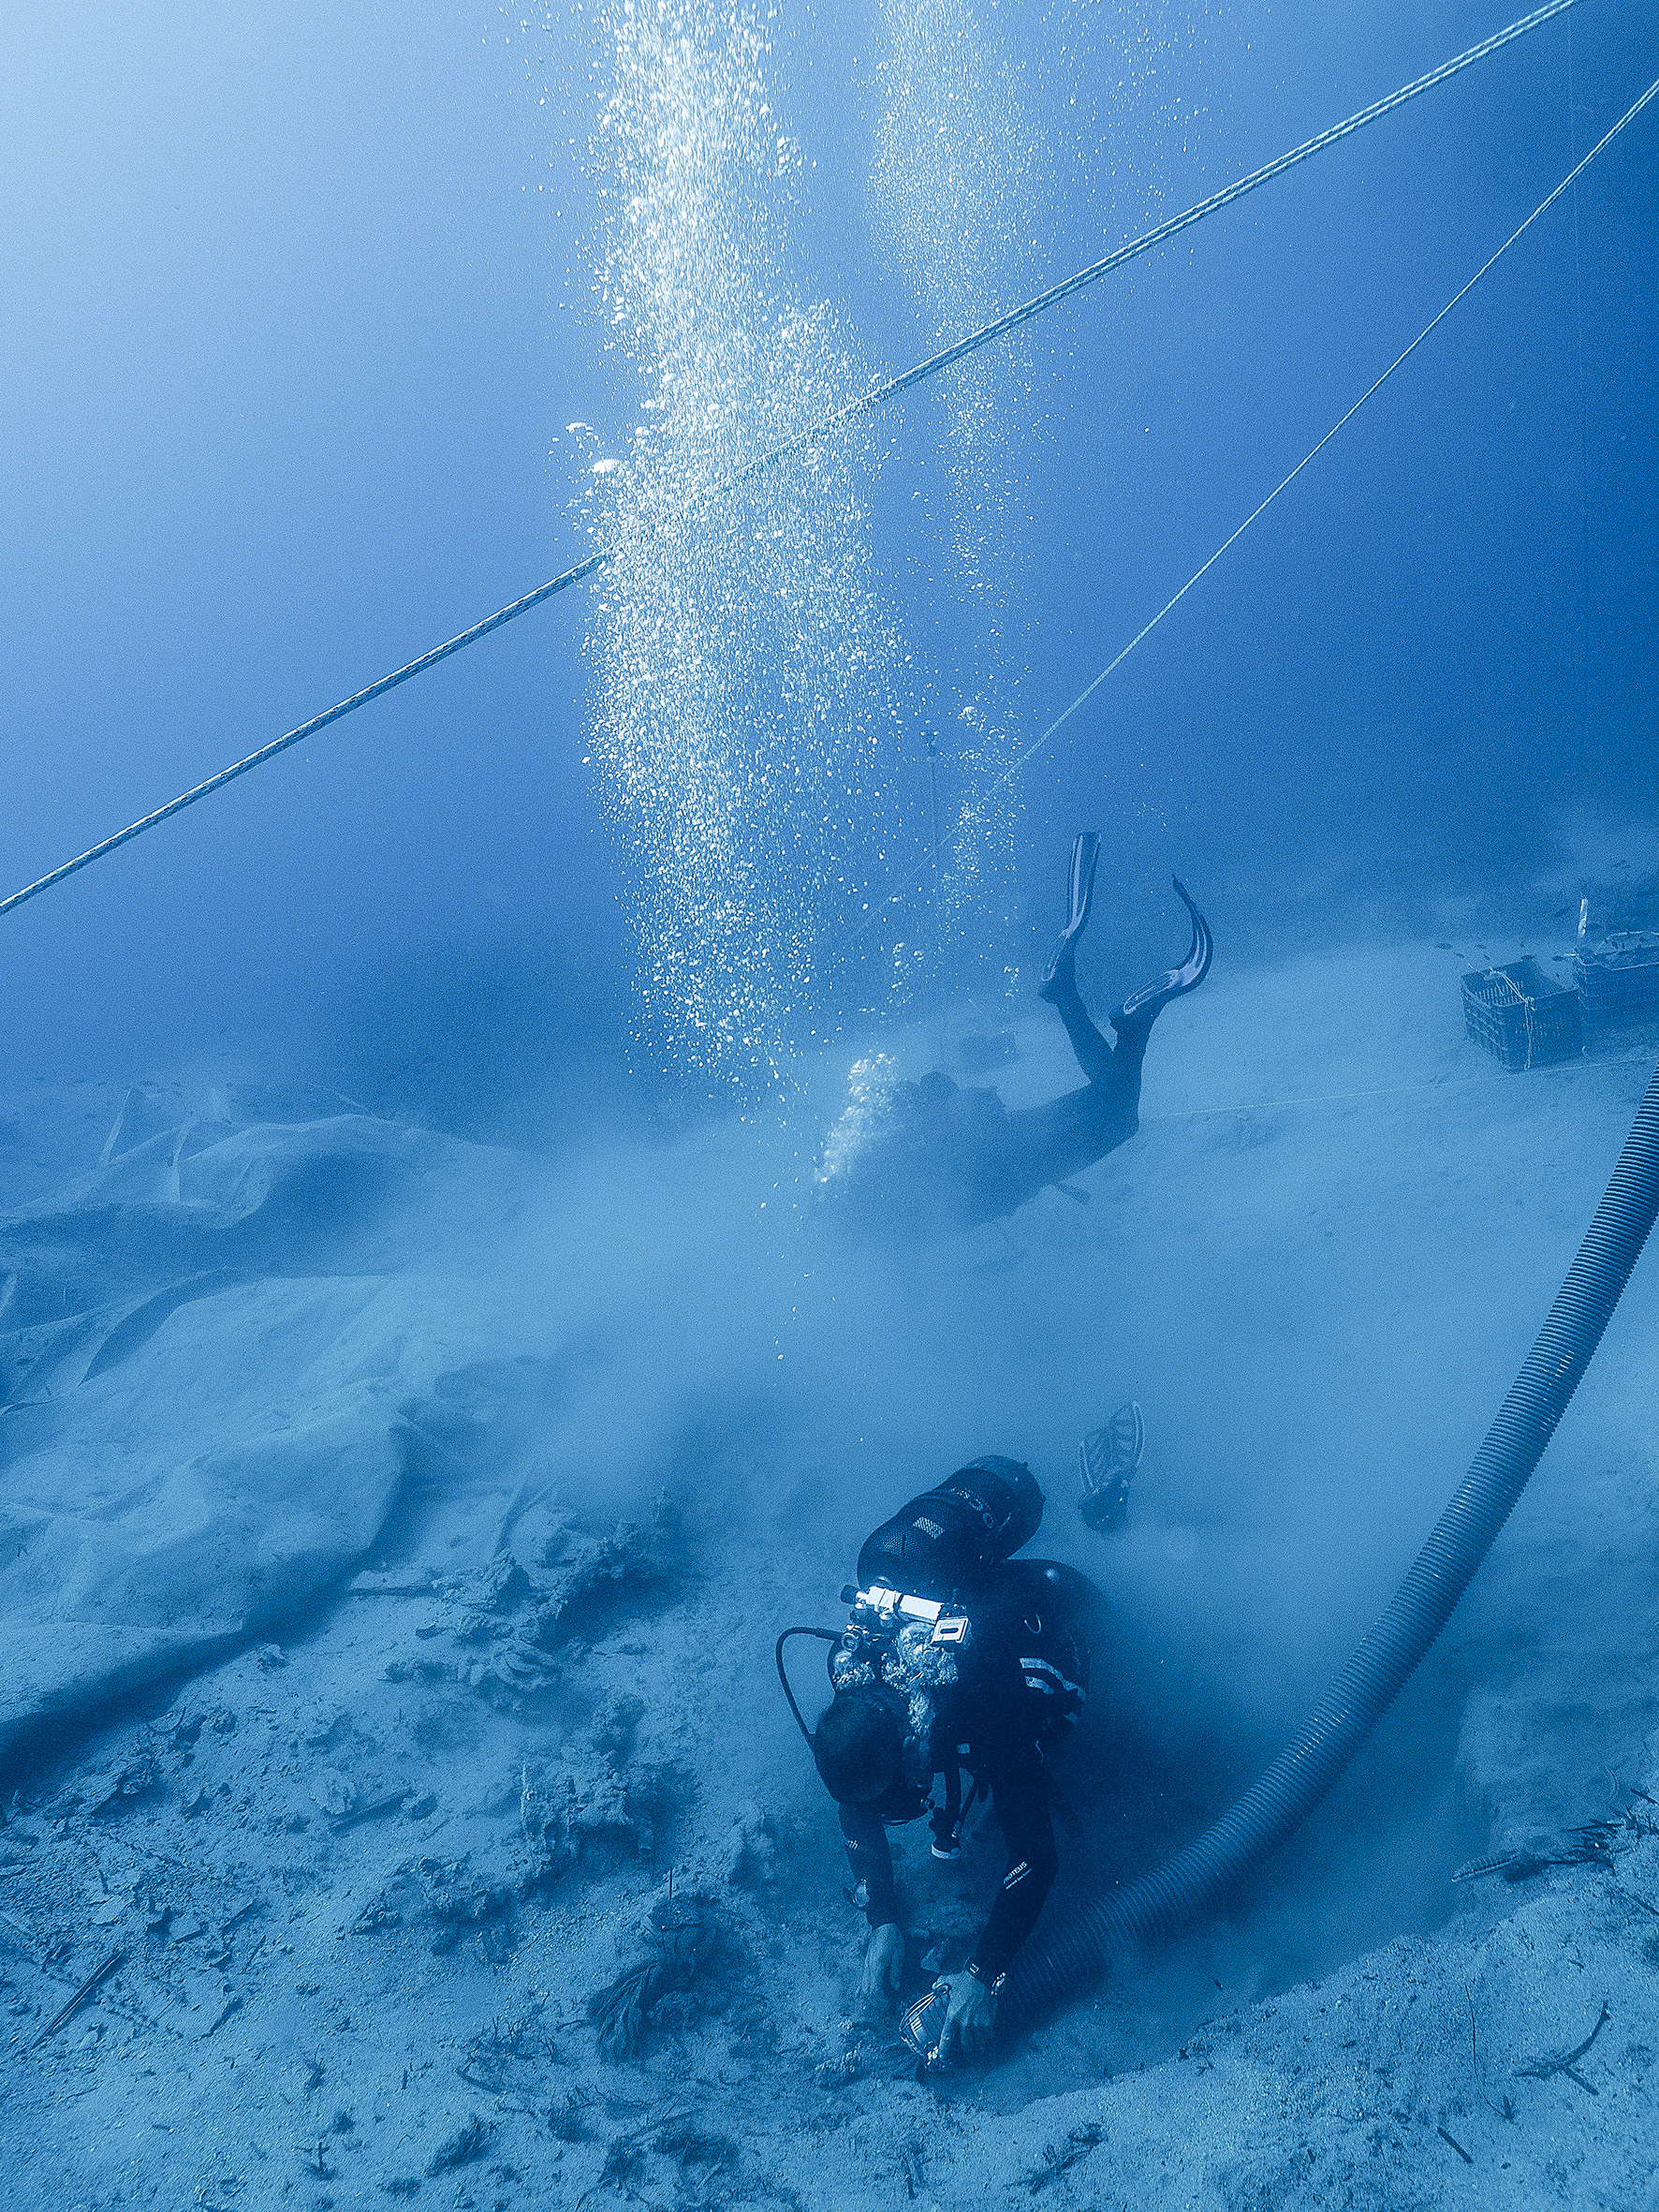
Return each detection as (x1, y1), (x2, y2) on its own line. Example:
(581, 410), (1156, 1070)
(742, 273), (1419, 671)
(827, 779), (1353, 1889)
(351, 1894), (403, 1936)
(459, 2004), (558, 2094)
(1515, 1999), (1610, 2091)
(1024, 2124), (1106, 2192)
(597, 2138), (647, 2193)
(310, 1770), (358, 1820)
(1436, 2126), (1473, 2165)
(330, 1789), (412, 1835)
(546, 2087), (595, 2142)
(1453, 1804), (1659, 1886)
(588, 1892), (721, 2061)
(35, 1947), (125, 2046)
(87, 1752), (161, 1820)
(651, 2117), (736, 2169)
(425, 2114), (489, 2175)
(346, 1573), (439, 1599)
(301, 2139), (335, 2181)
(590, 2105), (694, 2193)
(1452, 1850), (1538, 1884)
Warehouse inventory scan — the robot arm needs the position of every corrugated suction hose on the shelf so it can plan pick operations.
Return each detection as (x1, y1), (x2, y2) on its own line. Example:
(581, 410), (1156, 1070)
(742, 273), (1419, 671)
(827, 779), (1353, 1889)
(1001, 1051), (1659, 2035)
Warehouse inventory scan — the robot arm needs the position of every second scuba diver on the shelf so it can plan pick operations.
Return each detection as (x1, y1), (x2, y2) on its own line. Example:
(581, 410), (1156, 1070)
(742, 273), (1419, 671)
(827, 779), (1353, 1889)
(815, 833), (1211, 1231)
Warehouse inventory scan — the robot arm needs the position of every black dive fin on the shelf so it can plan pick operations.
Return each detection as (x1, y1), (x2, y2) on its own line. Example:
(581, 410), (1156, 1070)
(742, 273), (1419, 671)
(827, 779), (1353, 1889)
(1113, 877), (1212, 1028)
(1079, 1401), (1144, 1532)
(1038, 832), (1102, 998)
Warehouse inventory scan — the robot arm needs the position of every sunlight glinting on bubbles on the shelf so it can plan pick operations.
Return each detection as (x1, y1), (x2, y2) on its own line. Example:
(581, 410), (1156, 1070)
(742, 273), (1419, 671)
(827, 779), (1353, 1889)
(581, 0), (915, 1088)
(870, 0), (1043, 957)
(872, 0), (1043, 587)
(864, 4), (1215, 980)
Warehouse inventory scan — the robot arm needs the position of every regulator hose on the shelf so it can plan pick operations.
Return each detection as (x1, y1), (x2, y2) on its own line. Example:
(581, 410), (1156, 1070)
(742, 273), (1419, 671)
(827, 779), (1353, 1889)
(1001, 1050), (1659, 2035)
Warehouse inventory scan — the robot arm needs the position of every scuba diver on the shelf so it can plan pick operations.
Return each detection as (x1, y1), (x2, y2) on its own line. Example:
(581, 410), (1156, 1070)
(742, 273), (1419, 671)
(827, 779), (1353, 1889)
(780, 1457), (1102, 2065)
(815, 835), (1211, 1231)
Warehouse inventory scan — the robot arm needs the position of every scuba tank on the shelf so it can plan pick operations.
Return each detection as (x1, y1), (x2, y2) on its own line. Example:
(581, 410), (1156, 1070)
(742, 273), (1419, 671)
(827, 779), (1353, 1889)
(856, 1455), (1043, 1600)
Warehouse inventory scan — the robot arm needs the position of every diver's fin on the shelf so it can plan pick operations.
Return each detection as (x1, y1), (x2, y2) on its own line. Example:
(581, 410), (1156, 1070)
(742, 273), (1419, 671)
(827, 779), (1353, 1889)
(1037, 832), (1102, 1001)
(1079, 1401), (1144, 1532)
(1112, 876), (1212, 1030)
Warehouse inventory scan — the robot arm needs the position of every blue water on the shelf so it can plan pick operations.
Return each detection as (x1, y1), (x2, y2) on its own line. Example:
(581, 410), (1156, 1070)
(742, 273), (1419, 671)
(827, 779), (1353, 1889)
(3, 4), (1658, 2202)
(3, 0), (1653, 1093)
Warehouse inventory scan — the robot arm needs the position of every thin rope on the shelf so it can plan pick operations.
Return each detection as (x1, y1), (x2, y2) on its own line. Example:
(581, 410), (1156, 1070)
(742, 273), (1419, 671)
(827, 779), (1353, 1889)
(1012, 71), (1659, 785)
(1147, 1077), (1490, 1126)
(0, 0), (1579, 924)
(1567, 14), (1594, 745)
(820, 0), (1581, 419)
(650, 0), (1587, 507)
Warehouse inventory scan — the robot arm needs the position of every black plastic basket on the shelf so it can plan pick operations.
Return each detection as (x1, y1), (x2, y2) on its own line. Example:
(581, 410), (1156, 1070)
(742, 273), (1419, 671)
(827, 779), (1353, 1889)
(1461, 957), (1582, 1071)
(1573, 932), (1659, 1032)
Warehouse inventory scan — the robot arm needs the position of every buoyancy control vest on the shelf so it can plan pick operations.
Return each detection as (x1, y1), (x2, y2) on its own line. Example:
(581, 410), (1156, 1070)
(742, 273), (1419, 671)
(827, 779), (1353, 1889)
(832, 1463), (1094, 1857)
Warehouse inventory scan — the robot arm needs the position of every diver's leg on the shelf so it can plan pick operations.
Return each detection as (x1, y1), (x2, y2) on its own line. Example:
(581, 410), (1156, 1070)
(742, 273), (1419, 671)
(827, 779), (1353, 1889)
(999, 1083), (1138, 1196)
(1037, 833), (1121, 1085)
(983, 866), (1212, 1211)
(1085, 877), (1211, 1108)
(1046, 967), (1123, 1089)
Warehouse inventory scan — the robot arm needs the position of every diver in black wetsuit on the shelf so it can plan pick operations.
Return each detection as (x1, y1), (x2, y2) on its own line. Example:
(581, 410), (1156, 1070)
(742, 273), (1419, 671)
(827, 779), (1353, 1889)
(809, 1459), (1095, 2062)
(814, 836), (1211, 1231)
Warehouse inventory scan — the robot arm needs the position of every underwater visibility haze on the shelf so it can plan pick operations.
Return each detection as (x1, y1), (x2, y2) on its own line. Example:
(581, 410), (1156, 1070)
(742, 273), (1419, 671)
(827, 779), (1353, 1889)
(3, 2), (1659, 2205)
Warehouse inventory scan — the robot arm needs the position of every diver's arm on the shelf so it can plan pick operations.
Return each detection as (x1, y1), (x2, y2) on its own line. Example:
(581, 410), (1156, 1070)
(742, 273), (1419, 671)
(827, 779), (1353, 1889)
(968, 1762), (1058, 1983)
(932, 1762), (1055, 2061)
(838, 1801), (899, 1930)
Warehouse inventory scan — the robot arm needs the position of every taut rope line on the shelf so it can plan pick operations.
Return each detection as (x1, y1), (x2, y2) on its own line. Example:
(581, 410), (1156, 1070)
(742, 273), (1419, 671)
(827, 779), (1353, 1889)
(0, 1), (1588, 922)
(1012, 69), (1659, 781)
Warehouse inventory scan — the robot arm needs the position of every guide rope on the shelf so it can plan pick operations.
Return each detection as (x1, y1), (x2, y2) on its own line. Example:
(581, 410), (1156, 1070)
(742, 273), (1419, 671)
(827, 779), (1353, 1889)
(0, 0), (1586, 924)
(1011, 66), (1659, 782)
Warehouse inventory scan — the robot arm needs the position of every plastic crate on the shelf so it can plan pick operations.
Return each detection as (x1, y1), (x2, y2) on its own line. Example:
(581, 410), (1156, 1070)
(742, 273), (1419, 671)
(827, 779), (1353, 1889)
(1461, 957), (1582, 1071)
(1573, 931), (1659, 1031)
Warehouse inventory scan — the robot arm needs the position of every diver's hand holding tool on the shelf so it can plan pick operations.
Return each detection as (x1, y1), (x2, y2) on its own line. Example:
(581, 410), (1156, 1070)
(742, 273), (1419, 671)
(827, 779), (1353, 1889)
(900, 1962), (1002, 2067)
(938, 1967), (998, 2059)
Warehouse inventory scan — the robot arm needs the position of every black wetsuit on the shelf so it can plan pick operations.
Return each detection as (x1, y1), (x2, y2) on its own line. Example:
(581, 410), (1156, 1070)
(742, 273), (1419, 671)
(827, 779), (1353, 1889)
(815, 863), (1210, 1233)
(838, 1599), (1059, 1983)
(815, 984), (1154, 1233)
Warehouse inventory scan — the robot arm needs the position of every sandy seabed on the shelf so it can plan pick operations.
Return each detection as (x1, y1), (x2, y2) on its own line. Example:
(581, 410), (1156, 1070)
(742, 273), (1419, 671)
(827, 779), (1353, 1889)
(4, 936), (1658, 2211)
